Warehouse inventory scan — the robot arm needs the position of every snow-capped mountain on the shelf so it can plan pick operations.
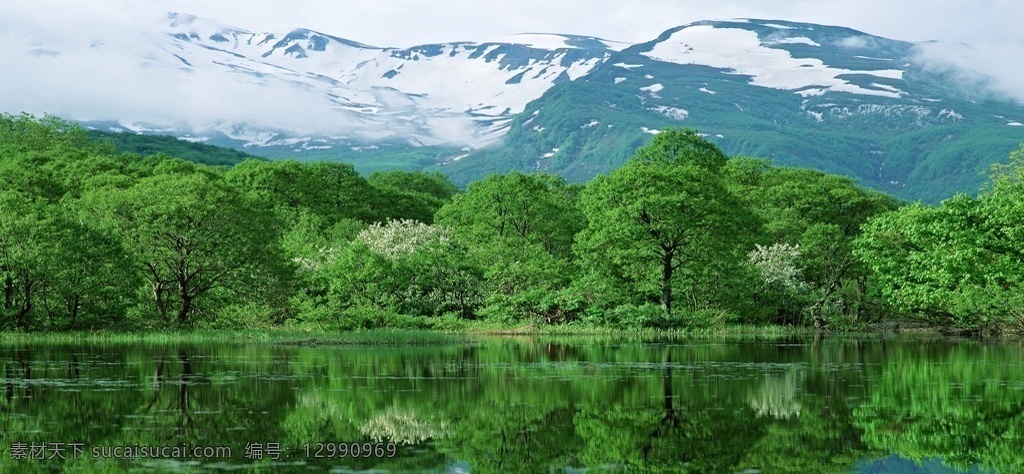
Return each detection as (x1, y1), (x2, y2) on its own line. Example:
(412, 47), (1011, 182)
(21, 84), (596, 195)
(449, 19), (1024, 201)
(7, 14), (1024, 201)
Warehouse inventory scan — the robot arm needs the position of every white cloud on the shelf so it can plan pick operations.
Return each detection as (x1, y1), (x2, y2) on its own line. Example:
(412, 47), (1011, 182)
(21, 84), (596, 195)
(0, 11), (360, 136)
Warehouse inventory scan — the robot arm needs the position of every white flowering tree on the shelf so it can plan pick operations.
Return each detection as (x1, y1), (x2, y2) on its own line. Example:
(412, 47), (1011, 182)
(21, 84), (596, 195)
(322, 219), (482, 322)
(357, 219), (451, 259)
(747, 243), (813, 324)
(748, 243), (805, 290)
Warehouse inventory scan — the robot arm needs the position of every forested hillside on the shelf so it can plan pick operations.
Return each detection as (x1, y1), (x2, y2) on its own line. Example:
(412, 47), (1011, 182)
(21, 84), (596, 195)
(3, 114), (1022, 333)
(88, 129), (262, 166)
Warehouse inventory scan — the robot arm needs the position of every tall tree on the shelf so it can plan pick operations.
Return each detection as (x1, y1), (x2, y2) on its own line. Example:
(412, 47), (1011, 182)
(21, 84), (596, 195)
(0, 192), (49, 328)
(80, 171), (287, 327)
(435, 172), (585, 321)
(225, 160), (377, 223)
(365, 170), (459, 225)
(436, 172), (583, 259)
(576, 131), (757, 317)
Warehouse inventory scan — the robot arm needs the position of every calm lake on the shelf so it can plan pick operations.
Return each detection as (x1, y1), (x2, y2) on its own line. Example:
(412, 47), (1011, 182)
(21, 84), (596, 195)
(1, 335), (1021, 473)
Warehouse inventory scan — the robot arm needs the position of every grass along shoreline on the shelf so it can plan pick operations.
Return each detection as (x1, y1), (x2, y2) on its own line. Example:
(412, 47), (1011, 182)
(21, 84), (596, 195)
(0, 321), (953, 346)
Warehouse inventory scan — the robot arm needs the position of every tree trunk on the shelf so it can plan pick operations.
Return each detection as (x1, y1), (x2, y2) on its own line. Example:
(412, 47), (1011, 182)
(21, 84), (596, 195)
(153, 282), (168, 325)
(810, 280), (839, 329)
(4, 274), (13, 312)
(15, 278), (32, 329)
(177, 290), (193, 327)
(661, 249), (674, 316)
(69, 295), (80, 329)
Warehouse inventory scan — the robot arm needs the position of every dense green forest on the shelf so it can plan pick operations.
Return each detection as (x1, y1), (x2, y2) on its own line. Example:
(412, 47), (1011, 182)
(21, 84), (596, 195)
(2, 113), (1022, 333)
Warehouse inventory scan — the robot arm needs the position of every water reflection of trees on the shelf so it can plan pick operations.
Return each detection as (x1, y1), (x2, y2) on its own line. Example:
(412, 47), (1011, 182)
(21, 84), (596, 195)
(137, 349), (198, 442)
(0, 338), (1021, 472)
(853, 343), (1024, 473)
(359, 406), (450, 445)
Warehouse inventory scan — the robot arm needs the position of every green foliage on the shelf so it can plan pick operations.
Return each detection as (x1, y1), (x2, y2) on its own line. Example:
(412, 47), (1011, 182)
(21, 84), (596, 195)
(368, 170), (458, 201)
(856, 145), (1024, 332)
(436, 172), (585, 322)
(0, 193), (136, 330)
(225, 159), (377, 225)
(631, 128), (729, 170)
(576, 133), (759, 320)
(856, 175), (1024, 332)
(367, 170), (458, 224)
(726, 161), (898, 327)
(301, 220), (483, 327)
(437, 172), (584, 258)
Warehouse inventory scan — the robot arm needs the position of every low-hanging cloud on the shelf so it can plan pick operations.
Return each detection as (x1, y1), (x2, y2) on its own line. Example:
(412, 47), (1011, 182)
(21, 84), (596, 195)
(911, 40), (1024, 105)
(0, 2), (490, 146)
(0, 4), (363, 136)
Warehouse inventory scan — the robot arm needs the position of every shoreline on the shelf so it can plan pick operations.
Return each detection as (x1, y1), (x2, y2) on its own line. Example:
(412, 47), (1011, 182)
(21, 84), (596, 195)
(1, 323), (1001, 346)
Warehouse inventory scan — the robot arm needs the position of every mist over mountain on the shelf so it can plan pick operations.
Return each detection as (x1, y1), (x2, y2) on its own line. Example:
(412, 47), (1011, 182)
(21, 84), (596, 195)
(4, 12), (1023, 201)
(4, 12), (620, 147)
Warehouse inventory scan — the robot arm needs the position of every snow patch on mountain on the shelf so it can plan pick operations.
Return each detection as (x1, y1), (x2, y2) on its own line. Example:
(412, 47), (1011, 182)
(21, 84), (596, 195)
(600, 40), (634, 52)
(642, 25), (904, 98)
(179, 136), (210, 143)
(766, 37), (820, 47)
(938, 109), (963, 121)
(650, 106), (689, 121)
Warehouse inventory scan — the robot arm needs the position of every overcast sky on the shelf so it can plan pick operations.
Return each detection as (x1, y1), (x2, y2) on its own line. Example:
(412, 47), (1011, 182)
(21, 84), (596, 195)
(1, 0), (1018, 47)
